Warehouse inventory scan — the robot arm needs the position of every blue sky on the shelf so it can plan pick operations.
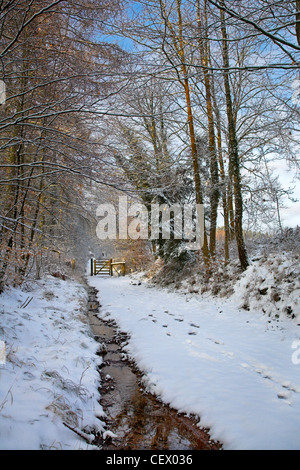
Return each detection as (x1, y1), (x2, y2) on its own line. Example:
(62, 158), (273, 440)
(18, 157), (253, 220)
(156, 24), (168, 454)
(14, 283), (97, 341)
(271, 160), (300, 228)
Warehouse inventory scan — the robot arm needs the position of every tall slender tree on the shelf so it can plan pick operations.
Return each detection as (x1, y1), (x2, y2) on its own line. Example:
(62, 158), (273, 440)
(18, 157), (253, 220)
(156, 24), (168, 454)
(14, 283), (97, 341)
(196, 0), (219, 257)
(219, 0), (249, 270)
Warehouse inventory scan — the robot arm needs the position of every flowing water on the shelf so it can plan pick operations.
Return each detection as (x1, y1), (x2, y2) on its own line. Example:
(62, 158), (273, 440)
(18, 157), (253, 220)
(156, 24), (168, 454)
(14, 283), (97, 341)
(87, 286), (221, 451)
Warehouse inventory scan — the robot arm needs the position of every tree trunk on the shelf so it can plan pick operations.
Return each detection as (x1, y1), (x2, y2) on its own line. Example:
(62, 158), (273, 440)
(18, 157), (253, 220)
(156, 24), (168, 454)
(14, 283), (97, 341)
(159, 0), (209, 261)
(220, 1), (249, 271)
(197, 0), (219, 257)
(296, 0), (300, 45)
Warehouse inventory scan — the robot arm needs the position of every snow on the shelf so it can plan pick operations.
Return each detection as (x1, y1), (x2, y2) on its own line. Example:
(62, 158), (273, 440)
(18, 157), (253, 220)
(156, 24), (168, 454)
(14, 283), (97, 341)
(1, 260), (300, 450)
(232, 253), (300, 321)
(0, 276), (104, 450)
(89, 273), (300, 450)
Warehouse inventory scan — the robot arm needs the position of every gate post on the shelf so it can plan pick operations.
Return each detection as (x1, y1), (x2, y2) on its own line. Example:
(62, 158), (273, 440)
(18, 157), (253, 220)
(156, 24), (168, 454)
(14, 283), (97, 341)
(109, 258), (112, 276)
(90, 258), (93, 276)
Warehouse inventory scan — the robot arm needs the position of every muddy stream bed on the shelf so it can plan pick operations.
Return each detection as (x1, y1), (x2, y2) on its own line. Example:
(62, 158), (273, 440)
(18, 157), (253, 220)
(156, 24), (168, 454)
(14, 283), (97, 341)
(87, 286), (221, 451)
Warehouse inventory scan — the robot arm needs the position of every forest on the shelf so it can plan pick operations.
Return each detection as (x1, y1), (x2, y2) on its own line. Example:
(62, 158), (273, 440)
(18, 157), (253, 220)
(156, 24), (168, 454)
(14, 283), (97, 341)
(1, 0), (300, 292)
(1, 0), (300, 451)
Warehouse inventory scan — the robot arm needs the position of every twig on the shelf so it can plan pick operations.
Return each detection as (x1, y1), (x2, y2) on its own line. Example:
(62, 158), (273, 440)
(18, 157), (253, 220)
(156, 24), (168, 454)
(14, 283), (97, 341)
(20, 296), (33, 309)
(63, 422), (94, 444)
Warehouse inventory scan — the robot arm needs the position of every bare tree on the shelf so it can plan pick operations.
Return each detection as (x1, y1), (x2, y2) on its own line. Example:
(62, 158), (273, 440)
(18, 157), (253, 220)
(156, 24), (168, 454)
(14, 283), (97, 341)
(219, 0), (249, 270)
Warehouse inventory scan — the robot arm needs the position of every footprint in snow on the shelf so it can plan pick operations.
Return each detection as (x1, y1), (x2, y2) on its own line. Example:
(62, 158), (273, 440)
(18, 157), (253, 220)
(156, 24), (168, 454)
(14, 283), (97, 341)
(221, 350), (235, 359)
(23, 371), (36, 381)
(148, 314), (157, 323)
(276, 383), (300, 405)
(165, 311), (174, 316)
(256, 367), (274, 380)
(254, 366), (298, 405)
(282, 382), (299, 393)
(207, 337), (224, 345)
(277, 390), (293, 405)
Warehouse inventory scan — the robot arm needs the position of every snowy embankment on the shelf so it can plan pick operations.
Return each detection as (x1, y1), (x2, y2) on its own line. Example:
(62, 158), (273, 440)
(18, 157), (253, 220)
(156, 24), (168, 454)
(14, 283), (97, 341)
(0, 276), (104, 450)
(89, 273), (300, 450)
(1, 255), (300, 451)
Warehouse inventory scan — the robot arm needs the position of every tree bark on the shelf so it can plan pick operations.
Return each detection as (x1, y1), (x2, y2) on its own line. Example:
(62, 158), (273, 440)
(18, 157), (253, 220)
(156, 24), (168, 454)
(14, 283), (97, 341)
(159, 0), (209, 261)
(296, 0), (300, 46)
(220, 1), (249, 271)
(197, 0), (219, 257)
(210, 74), (230, 262)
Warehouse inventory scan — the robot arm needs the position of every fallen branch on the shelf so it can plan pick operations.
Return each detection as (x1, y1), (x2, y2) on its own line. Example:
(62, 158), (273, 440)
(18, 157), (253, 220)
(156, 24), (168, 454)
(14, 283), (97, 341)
(63, 422), (94, 445)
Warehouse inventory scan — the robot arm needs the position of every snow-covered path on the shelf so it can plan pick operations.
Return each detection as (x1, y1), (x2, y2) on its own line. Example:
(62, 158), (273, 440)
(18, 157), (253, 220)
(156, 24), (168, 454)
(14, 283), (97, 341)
(89, 274), (300, 450)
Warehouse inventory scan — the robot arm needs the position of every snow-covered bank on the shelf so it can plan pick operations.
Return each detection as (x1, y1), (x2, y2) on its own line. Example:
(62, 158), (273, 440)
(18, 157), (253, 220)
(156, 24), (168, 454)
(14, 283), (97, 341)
(232, 253), (300, 321)
(149, 247), (300, 324)
(89, 274), (300, 450)
(0, 276), (104, 450)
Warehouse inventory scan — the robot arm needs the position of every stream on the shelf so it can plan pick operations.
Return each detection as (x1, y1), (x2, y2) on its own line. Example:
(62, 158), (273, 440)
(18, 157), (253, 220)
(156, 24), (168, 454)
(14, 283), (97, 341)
(87, 286), (221, 451)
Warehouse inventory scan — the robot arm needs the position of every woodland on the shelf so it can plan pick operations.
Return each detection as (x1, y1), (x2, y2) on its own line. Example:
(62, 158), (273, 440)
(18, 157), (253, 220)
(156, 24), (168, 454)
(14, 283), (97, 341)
(1, 0), (300, 291)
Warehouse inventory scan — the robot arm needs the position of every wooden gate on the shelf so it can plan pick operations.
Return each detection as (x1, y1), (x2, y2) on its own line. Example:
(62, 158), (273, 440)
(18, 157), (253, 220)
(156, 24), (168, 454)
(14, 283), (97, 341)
(90, 258), (125, 276)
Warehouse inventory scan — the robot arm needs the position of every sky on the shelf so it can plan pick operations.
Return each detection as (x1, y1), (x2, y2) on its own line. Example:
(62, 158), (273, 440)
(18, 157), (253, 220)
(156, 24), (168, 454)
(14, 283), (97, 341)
(271, 161), (300, 228)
